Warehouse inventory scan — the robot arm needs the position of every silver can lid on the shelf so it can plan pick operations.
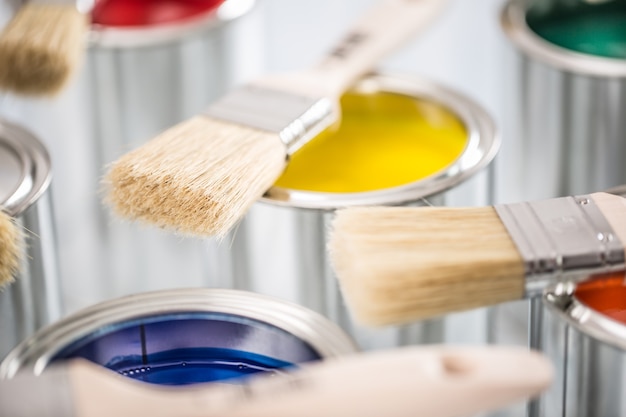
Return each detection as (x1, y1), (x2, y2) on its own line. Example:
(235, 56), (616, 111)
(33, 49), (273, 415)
(0, 119), (51, 217)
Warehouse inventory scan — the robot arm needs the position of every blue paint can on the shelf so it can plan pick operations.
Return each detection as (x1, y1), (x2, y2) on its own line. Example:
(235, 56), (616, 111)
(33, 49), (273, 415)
(0, 289), (357, 385)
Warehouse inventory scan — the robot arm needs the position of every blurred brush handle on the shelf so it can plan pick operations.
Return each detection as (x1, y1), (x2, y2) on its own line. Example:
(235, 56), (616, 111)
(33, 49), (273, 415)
(312, 0), (446, 91)
(259, 0), (447, 98)
(27, 0), (93, 14)
(0, 346), (553, 417)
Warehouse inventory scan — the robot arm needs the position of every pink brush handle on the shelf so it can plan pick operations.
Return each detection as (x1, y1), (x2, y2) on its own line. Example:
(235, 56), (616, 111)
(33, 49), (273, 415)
(59, 345), (552, 417)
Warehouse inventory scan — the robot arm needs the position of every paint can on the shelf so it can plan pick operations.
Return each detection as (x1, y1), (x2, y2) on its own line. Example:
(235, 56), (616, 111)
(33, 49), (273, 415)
(0, 288), (357, 385)
(517, 184), (626, 417)
(537, 274), (626, 417)
(499, 0), (626, 203)
(491, 5), (626, 414)
(30, 0), (263, 313)
(0, 118), (61, 360)
(231, 72), (499, 350)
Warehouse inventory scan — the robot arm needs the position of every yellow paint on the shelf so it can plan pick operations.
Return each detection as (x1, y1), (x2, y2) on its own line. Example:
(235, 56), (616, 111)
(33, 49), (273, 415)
(274, 91), (468, 193)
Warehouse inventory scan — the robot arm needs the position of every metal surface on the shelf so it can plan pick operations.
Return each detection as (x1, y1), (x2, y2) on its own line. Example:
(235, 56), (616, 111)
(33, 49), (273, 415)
(0, 119), (61, 361)
(233, 72), (498, 351)
(0, 119), (51, 217)
(205, 85), (335, 153)
(0, 288), (357, 379)
(495, 195), (625, 296)
(499, 0), (626, 202)
(539, 287), (626, 416)
(51, 0), (263, 313)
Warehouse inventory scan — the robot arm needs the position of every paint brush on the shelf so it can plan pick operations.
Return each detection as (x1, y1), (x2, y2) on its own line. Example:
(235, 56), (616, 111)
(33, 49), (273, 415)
(0, 0), (90, 96)
(0, 345), (553, 417)
(105, 0), (447, 237)
(0, 210), (21, 288)
(328, 191), (626, 326)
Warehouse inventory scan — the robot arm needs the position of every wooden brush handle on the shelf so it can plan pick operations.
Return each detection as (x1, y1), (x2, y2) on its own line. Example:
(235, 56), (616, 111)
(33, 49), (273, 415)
(1, 346), (553, 417)
(590, 192), (626, 249)
(260, 0), (446, 97)
(313, 0), (445, 91)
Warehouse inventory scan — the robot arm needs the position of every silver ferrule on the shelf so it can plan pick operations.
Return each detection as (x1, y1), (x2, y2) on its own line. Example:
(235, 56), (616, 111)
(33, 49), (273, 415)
(495, 195), (625, 297)
(0, 364), (75, 417)
(204, 85), (336, 156)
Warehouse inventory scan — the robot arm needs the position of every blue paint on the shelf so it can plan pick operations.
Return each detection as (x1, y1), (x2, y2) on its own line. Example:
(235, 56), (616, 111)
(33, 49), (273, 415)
(50, 313), (320, 386)
(106, 347), (294, 386)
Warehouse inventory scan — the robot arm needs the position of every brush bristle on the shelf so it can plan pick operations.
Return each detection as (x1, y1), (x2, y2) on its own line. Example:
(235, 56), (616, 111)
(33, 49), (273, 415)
(0, 4), (88, 96)
(105, 116), (287, 237)
(0, 211), (22, 288)
(328, 206), (526, 326)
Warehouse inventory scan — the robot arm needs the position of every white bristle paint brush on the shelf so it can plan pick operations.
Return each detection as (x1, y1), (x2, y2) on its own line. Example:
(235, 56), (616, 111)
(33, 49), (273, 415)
(328, 191), (626, 326)
(0, 209), (21, 288)
(0, 345), (553, 417)
(105, 0), (447, 238)
(0, 0), (90, 96)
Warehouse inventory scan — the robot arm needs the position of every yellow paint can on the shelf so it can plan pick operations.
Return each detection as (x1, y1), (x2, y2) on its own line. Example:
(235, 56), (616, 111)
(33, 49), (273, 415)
(235, 73), (499, 351)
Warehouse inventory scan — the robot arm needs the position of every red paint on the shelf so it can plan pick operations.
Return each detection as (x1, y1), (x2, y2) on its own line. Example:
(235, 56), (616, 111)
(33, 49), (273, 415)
(575, 274), (626, 324)
(91, 0), (225, 27)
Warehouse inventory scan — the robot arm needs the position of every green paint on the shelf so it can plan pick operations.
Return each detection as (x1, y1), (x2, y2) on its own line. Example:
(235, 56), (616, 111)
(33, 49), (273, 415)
(527, 1), (626, 59)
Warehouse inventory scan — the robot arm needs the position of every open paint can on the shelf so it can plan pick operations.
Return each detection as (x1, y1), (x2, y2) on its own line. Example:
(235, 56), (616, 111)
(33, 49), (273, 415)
(0, 119), (61, 360)
(0, 288), (357, 384)
(38, 0), (263, 312)
(539, 274), (626, 417)
(231, 72), (499, 350)
(494, 4), (625, 413)
(520, 184), (626, 417)
(499, 0), (626, 202)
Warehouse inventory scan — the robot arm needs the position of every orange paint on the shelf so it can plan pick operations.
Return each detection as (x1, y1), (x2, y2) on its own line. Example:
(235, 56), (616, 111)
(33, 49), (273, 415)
(575, 274), (626, 324)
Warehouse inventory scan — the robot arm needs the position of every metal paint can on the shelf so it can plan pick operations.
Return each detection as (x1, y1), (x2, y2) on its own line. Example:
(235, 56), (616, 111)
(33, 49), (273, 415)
(538, 275), (626, 417)
(43, 0), (263, 313)
(0, 119), (61, 360)
(231, 72), (499, 350)
(499, 0), (626, 202)
(492, 4), (626, 414)
(519, 184), (626, 417)
(0, 288), (357, 385)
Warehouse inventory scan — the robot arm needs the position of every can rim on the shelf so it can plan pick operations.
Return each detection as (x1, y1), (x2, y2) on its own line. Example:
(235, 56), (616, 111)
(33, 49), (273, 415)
(543, 286), (626, 352)
(88, 0), (256, 49)
(259, 71), (499, 210)
(501, 0), (626, 78)
(0, 119), (52, 217)
(0, 288), (357, 378)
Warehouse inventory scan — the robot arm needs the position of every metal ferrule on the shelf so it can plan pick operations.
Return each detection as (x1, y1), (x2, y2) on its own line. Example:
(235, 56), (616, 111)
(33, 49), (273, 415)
(204, 84), (336, 156)
(495, 195), (625, 297)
